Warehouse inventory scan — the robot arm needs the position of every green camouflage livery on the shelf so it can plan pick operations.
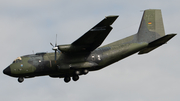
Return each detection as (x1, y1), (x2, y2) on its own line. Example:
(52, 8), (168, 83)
(3, 9), (176, 83)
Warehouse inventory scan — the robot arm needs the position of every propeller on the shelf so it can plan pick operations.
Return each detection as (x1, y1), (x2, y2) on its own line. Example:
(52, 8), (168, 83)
(50, 34), (59, 62)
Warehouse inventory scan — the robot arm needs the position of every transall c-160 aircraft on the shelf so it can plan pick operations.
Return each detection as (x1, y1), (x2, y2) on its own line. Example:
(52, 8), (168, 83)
(3, 9), (176, 83)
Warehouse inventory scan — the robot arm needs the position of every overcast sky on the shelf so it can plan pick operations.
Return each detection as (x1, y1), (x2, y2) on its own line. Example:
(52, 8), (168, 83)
(0, 0), (180, 101)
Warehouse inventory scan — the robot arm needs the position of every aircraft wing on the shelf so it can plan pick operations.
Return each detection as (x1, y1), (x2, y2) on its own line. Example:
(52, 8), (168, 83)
(58, 16), (118, 53)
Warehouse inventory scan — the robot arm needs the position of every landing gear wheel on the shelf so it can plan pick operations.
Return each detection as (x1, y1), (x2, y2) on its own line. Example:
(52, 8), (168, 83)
(72, 75), (79, 81)
(64, 77), (71, 83)
(18, 77), (24, 83)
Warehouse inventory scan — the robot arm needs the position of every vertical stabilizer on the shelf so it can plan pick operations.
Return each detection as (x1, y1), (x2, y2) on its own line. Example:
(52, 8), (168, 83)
(137, 9), (165, 42)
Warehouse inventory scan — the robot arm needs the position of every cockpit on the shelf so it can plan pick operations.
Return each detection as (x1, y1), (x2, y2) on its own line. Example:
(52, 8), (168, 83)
(13, 57), (22, 63)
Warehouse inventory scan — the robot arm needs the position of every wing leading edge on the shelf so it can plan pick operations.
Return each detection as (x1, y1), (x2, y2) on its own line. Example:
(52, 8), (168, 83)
(58, 16), (119, 53)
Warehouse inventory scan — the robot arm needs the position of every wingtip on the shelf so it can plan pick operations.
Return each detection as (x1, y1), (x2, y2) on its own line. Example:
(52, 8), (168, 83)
(105, 15), (119, 18)
(166, 33), (177, 36)
(104, 15), (119, 25)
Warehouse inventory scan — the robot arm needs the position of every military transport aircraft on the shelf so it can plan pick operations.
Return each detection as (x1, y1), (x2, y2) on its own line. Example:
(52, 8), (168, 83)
(3, 9), (176, 83)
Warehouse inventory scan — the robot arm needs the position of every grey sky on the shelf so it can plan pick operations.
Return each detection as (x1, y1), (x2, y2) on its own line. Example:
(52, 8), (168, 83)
(0, 0), (180, 101)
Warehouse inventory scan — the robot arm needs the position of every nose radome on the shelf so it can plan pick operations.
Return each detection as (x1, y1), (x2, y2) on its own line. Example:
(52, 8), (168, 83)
(3, 66), (11, 75)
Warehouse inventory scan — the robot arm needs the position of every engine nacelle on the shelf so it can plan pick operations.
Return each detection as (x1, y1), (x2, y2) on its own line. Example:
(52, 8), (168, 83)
(58, 44), (88, 53)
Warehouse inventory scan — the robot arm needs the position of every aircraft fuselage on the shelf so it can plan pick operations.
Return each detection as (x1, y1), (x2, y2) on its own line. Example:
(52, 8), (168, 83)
(3, 36), (149, 82)
(3, 9), (176, 83)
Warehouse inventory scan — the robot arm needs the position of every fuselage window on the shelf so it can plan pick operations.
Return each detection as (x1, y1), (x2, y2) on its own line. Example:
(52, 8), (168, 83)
(17, 60), (22, 63)
(92, 55), (95, 61)
(13, 57), (22, 63)
(97, 55), (101, 61)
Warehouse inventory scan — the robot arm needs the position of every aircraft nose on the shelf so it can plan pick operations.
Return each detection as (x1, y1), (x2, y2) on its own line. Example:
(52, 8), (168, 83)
(3, 66), (11, 75)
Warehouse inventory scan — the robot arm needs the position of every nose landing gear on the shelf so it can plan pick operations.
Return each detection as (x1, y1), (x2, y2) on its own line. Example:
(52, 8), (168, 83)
(18, 77), (24, 83)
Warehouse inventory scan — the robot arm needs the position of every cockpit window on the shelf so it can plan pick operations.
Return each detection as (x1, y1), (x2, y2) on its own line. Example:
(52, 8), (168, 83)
(13, 57), (22, 63)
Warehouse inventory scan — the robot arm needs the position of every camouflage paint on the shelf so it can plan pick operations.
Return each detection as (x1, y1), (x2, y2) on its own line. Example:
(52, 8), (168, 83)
(3, 9), (176, 83)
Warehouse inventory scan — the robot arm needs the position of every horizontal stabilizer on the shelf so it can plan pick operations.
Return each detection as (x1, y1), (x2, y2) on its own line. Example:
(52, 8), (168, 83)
(138, 34), (176, 54)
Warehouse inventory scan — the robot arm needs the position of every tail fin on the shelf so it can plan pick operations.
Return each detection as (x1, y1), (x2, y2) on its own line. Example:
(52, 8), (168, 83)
(137, 9), (176, 54)
(137, 9), (165, 42)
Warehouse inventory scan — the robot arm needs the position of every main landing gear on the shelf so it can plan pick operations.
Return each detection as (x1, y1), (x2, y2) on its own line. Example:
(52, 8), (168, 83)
(16, 69), (89, 83)
(72, 75), (79, 81)
(64, 75), (79, 83)
(64, 76), (71, 83)
(18, 77), (24, 83)
(64, 69), (88, 83)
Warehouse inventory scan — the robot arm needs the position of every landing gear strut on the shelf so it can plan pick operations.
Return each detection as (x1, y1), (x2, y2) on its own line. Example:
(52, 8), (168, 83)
(18, 77), (24, 83)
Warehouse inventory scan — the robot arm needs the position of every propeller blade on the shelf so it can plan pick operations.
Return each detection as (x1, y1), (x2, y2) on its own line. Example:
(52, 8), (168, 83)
(55, 50), (57, 61)
(50, 34), (59, 63)
(50, 43), (54, 47)
(55, 34), (57, 47)
(57, 49), (61, 53)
